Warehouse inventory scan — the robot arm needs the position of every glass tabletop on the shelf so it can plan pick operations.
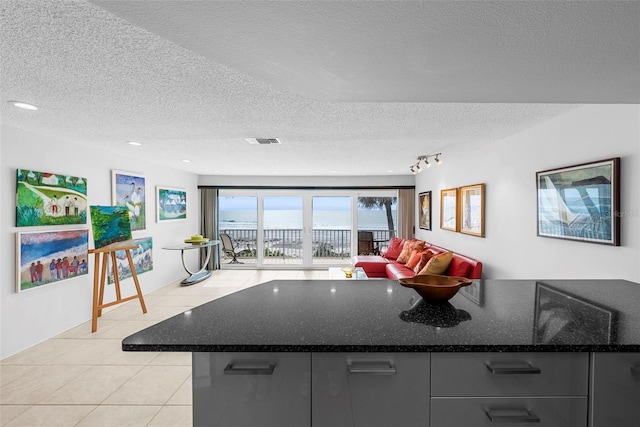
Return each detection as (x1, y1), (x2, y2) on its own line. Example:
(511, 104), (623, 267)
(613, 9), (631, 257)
(163, 240), (220, 250)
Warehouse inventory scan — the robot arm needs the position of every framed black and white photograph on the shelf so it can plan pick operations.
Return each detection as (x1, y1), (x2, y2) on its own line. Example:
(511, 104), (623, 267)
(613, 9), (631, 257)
(418, 191), (432, 230)
(534, 282), (617, 345)
(536, 158), (620, 245)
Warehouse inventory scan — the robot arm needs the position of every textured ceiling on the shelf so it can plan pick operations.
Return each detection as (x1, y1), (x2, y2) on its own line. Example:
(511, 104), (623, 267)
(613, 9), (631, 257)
(1, 1), (638, 176)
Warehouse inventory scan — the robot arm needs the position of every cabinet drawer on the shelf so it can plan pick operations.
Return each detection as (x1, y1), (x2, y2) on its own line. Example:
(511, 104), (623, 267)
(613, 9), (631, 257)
(192, 352), (310, 427)
(431, 397), (587, 427)
(312, 353), (430, 427)
(431, 352), (588, 396)
(590, 353), (640, 427)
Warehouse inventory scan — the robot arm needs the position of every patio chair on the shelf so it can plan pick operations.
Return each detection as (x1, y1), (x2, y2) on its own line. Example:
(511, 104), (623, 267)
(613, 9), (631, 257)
(219, 233), (246, 264)
(357, 231), (375, 255)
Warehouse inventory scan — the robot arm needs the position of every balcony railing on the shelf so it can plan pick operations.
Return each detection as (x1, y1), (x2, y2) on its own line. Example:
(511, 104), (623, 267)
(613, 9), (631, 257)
(219, 228), (394, 262)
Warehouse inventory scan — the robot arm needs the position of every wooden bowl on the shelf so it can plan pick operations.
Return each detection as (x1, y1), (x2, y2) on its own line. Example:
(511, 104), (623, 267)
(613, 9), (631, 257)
(398, 274), (473, 302)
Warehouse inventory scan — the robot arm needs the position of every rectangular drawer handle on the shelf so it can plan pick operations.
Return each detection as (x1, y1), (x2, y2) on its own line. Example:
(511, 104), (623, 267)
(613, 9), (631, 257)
(485, 408), (540, 423)
(224, 362), (275, 375)
(485, 361), (541, 375)
(347, 361), (397, 375)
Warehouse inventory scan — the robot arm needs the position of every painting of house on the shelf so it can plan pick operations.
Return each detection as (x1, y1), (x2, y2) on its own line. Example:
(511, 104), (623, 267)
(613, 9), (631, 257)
(107, 236), (153, 284)
(16, 168), (88, 227)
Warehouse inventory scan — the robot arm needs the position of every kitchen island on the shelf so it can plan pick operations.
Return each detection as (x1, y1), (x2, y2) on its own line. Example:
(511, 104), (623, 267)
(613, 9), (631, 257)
(123, 278), (640, 426)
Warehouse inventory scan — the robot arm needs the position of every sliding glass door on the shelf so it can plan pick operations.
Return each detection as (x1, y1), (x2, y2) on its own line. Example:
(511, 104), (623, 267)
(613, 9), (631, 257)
(218, 189), (397, 268)
(312, 196), (352, 265)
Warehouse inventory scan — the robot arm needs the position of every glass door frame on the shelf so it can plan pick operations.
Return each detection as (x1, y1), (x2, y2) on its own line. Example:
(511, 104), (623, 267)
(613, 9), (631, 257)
(218, 188), (398, 269)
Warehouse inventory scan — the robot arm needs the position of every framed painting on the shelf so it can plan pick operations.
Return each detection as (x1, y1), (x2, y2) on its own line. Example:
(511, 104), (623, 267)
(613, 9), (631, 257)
(107, 236), (153, 284)
(16, 229), (89, 292)
(156, 186), (187, 222)
(534, 282), (617, 345)
(111, 170), (146, 231)
(16, 168), (87, 227)
(418, 191), (432, 230)
(459, 183), (485, 237)
(536, 158), (620, 245)
(89, 205), (133, 249)
(440, 188), (458, 232)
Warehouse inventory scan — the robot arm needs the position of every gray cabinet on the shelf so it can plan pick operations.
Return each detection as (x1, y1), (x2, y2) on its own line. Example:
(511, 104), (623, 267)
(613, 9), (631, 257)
(431, 353), (589, 427)
(312, 353), (430, 427)
(431, 397), (587, 427)
(590, 353), (640, 427)
(192, 352), (311, 427)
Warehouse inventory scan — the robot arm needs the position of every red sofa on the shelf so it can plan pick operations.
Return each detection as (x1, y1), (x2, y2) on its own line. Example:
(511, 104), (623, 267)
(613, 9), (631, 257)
(353, 240), (482, 280)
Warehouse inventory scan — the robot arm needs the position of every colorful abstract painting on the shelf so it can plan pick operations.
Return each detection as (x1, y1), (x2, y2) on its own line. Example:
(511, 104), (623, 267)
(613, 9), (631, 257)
(16, 168), (88, 227)
(16, 229), (89, 292)
(89, 205), (132, 249)
(156, 186), (187, 222)
(107, 237), (153, 284)
(111, 170), (146, 231)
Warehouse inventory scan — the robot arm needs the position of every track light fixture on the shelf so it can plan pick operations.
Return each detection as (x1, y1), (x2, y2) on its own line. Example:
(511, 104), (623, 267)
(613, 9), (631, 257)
(409, 153), (442, 173)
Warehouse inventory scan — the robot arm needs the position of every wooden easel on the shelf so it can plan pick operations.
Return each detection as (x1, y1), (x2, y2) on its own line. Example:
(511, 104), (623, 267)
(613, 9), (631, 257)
(89, 240), (147, 332)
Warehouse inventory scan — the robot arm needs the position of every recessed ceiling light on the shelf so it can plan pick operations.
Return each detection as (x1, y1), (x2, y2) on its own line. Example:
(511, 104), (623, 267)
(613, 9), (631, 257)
(272, 171), (279, 174)
(182, 159), (191, 163)
(127, 141), (142, 146)
(8, 101), (38, 110)
(387, 170), (394, 173)
(330, 170), (337, 174)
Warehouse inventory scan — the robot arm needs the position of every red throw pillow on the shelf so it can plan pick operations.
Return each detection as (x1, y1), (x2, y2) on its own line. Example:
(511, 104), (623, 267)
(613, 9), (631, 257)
(405, 249), (422, 269)
(383, 237), (405, 260)
(396, 239), (426, 264)
(413, 250), (436, 273)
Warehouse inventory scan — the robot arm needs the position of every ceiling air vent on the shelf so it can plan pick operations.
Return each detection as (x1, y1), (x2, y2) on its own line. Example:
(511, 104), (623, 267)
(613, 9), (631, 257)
(245, 138), (281, 145)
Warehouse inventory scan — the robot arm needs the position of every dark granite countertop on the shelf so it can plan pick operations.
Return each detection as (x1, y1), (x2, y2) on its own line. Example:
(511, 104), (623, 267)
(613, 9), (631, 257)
(122, 278), (640, 353)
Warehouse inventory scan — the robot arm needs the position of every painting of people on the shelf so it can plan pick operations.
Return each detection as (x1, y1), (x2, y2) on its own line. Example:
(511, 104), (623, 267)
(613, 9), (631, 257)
(16, 168), (88, 227)
(107, 237), (153, 284)
(156, 186), (187, 222)
(16, 229), (89, 292)
(89, 205), (133, 249)
(111, 170), (146, 231)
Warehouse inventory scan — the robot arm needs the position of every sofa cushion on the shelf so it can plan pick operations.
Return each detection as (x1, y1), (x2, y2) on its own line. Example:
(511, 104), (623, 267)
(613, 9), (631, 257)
(418, 251), (453, 275)
(448, 257), (472, 278)
(385, 262), (416, 280)
(352, 255), (389, 278)
(382, 237), (405, 260)
(396, 239), (426, 264)
(414, 249), (436, 273)
(405, 249), (423, 269)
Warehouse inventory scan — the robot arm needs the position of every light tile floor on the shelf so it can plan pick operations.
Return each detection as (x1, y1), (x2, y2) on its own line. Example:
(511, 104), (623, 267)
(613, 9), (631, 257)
(1, 269), (327, 427)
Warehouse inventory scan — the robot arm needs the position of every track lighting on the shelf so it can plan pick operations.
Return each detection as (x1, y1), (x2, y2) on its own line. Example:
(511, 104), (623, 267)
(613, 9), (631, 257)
(409, 153), (442, 174)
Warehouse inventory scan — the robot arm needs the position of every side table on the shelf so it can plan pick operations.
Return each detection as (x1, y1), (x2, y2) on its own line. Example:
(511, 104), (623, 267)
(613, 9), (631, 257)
(163, 240), (220, 286)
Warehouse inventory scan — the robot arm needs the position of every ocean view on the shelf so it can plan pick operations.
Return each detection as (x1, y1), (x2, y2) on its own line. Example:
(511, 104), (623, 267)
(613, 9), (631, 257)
(220, 209), (397, 230)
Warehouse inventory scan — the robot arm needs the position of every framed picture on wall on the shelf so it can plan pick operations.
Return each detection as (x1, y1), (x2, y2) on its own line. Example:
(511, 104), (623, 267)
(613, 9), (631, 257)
(156, 186), (187, 222)
(536, 158), (620, 245)
(16, 229), (89, 292)
(459, 183), (485, 237)
(16, 168), (88, 227)
(418, 191), (432, 230)
(440, 188), (458, 232)
(111, 170), (146, 232)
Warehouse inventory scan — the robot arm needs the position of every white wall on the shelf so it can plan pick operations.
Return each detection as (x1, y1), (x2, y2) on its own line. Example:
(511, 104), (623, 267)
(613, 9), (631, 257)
(1, 126), (200, 359)
(414, 105), (640, 282)
(198, 174), (415, 187)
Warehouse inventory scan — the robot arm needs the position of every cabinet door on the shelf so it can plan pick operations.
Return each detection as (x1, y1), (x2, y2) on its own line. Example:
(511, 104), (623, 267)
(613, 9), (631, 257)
(431, 352), (588, 397)
(590, 353), (640, 427)
(192, 352), (310, 427)
(312, 353), (430, 427)
(431, 397), (587, 427)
